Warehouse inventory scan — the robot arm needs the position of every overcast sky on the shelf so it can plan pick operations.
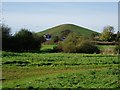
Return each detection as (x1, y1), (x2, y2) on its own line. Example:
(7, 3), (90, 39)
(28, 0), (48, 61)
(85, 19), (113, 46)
(2, 2), (118, 34)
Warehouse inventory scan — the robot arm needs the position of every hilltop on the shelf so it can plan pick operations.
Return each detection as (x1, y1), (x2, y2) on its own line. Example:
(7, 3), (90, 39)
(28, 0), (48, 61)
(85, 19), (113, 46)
(37, 24), (99, 37)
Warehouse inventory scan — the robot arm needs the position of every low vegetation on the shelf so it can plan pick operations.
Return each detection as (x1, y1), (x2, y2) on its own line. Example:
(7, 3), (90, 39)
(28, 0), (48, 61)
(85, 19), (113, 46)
(2, 51), (119, 88)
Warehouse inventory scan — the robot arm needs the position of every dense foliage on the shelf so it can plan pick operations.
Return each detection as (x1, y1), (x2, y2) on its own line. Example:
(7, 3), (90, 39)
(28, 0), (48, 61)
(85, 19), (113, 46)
(55, 33), (100, 53)
(1, 25), (42, 52)
(100, 26), (115, 41)
(76, 40), (100, 54)
(1, 24), (12, 51)
(13, 29), (41, 52)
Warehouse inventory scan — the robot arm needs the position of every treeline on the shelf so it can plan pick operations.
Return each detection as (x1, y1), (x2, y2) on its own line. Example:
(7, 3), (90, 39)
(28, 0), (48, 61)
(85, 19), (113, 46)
(1, 25), (100, 53)
(1, 24), (45, 52)
(1, 24), (120, 54)
(99, 26), (120, 42)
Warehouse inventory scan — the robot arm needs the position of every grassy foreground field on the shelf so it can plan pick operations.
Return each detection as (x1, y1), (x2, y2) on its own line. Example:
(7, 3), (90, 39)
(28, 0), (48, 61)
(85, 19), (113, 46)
(2, 49), (119, 88)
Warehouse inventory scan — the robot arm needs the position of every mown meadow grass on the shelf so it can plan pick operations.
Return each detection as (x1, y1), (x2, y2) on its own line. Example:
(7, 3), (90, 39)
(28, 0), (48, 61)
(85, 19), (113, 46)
(2, 49), (119, 88)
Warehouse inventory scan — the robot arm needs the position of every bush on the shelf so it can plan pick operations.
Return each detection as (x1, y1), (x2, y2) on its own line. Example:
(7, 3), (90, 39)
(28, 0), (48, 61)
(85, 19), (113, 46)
(62, 42), (77, 53)
(13, 29), (41, 52)
(61, 33), (81, 53)
(76, 40), (100, 54)
(55, 33), (100, 53)
(99, 26), (114, 41)
(53, 44), (63, 52)
(114, 44), (120, 54)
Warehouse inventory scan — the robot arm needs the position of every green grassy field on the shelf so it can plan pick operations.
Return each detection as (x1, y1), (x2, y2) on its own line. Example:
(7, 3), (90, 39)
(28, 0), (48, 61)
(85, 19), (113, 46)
(41, 44), (57, 51)
(2, 45), (119, 89)
(98, 45), (116, 54)
(98, 45), (115, 50)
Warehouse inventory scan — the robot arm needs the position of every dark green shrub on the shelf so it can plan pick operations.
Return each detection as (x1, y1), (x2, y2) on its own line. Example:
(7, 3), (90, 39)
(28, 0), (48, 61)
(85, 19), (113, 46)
(1, 24), (12, 51)
(13, 29), (41, 52)
(2, 26), (42, 52)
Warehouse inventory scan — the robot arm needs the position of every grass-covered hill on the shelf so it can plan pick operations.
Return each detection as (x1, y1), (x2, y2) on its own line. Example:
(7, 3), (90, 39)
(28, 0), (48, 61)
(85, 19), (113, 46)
(37, 24), (99, 37)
